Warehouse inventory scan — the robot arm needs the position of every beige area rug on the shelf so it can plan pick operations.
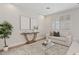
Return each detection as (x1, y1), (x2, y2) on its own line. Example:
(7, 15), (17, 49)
(0, 40), (69, 55)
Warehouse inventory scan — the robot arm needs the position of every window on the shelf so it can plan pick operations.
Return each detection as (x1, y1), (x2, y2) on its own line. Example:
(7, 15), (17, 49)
(55, 20), (60, 30)
(52, 19), (60, 31)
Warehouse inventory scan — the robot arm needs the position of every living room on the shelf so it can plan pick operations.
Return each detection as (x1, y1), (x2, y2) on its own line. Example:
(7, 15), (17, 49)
(0, 3), (79, 55)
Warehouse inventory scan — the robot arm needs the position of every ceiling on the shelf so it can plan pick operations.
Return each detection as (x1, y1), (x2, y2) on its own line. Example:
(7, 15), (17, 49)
(12, 3), (79, 15)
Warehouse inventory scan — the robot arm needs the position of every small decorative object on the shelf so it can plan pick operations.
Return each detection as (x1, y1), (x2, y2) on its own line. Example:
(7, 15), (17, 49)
(47, 39), (51, 43)
(42, 40), (48, 46)
(33, 26), (38, 32)
(0, 21), (13, 51)
(34, 26), (38, 30)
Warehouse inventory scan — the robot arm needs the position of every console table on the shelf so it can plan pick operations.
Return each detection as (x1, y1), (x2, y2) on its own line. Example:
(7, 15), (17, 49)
(21, 32), (39, 44)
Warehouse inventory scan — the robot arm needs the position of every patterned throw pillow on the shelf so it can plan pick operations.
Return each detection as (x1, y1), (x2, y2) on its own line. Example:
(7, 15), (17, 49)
(50, 31), (60, 37)
(53, 31), (60, 37)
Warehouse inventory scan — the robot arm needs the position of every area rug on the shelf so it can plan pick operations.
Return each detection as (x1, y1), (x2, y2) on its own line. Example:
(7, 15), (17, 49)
(0, 40), (69, 55)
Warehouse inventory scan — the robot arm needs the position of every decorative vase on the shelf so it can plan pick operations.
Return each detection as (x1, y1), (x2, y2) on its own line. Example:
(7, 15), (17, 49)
(3, 46), (8, 52)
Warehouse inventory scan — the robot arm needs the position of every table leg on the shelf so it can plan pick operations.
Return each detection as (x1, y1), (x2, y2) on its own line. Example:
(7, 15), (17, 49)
(24, 34), (29, 43)
(32, 33), (37, 41)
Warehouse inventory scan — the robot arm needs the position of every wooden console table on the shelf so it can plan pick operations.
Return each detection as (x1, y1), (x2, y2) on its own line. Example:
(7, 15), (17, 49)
(21, 32), (39, 44)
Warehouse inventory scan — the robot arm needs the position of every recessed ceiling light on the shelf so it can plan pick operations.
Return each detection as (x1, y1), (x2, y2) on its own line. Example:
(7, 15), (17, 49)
(46, 7), (50, 9)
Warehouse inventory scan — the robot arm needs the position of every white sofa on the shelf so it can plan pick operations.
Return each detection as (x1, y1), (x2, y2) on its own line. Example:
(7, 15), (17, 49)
(46, 34), (72, 47)
(46, 32), (72, 46)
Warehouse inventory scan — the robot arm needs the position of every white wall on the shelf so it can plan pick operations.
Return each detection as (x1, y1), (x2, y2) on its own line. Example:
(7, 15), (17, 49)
(0, 4), (26, 48)
(46, 7), (79, 42)
(0, 4), (48, 49)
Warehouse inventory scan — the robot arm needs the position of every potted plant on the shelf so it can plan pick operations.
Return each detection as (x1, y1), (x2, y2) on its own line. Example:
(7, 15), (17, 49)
(0, 21), (13, 51)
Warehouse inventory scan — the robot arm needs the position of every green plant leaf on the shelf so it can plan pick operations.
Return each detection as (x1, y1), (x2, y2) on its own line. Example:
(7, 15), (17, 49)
(0, 21), (13, 39)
